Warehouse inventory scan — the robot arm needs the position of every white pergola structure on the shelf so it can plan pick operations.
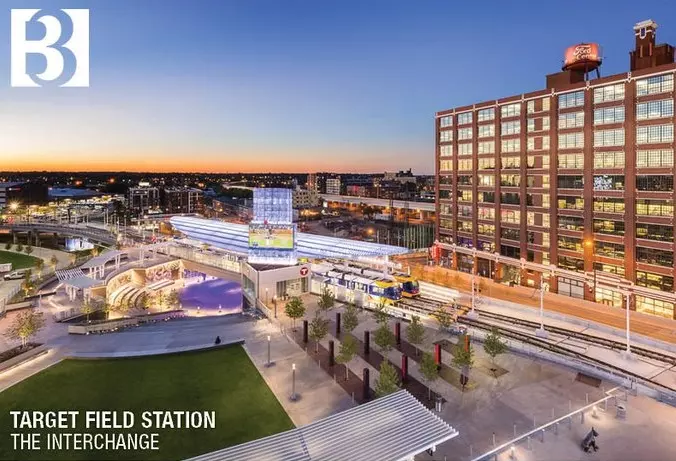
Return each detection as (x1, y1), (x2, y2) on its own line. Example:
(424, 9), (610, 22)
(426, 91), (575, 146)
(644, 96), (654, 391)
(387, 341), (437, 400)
(186, 390), (459, 461)
(80, 251), (125, 279)
(61, 276), (103, 302)
(138, 242), (170, 263)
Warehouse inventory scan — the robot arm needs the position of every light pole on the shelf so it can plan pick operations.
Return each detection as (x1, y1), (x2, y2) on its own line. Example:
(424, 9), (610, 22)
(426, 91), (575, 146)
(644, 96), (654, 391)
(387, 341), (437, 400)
(290, 363), (298, 401)
(622, 290), (633, 359)
(265, 335), (275, 367)
(273, 295), (277, 319)
(584, 238), (596, 302)
(536, 281), (549, 338)
(265, 287), (269, 306)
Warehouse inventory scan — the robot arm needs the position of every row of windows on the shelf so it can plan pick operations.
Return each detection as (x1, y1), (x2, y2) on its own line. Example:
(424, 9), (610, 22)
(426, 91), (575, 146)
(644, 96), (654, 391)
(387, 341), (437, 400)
(559, 153), (584, 169)
(594, 106), (625, 125)
(439, 74), (672, 128)
(458, 127), (473, 140)
(594, 128), (624, 147)
(637, 99), (674, 120)
(501, 138), (520, 153)
(559, 111), (585, 129)
(527, 135), (551, 151)
(559, 91), (585, 109)
(594, 83), (624, 103)
(439, 130), (453, 142)
(477, 124), (494, 138)
(478, 140), (495, 154)
(637, 149), (673, 167)
(559, 132), (584, 149)
(636, 124), (674, 144)
(501, 120), (521, 136)
(478, 107), (495, 122)
(457, 112), (473, 125)
(594, 151), (625, 168)
(458, 143), (472, 156)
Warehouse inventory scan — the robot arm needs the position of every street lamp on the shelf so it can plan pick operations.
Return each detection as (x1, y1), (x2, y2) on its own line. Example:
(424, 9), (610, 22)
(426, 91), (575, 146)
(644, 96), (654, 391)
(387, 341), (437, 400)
(265, 335), (275, 367)
(584, 238), (596, 301)
(290, 363), (298, 401)
(9, 202), (19, 212)
(536, 281), (549, 338)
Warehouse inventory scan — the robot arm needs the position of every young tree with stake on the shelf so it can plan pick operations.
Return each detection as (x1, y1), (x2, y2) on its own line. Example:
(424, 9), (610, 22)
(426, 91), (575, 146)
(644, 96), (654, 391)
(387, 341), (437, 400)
(317, 285), (335, 315)
(432, 305), (454, 330)
(419, 352), (440, 400)
(342, 302), (360, 334)
(483, 327), (508, 375)
(406, 315), (426, 356)
(309, 312), (329, 353)
(4, 311), (45, 348)
(284, 296), (306, 331)
(336, 334), (357, 381)
(374, 321), (396, 355)
(375, 361), (401, 397)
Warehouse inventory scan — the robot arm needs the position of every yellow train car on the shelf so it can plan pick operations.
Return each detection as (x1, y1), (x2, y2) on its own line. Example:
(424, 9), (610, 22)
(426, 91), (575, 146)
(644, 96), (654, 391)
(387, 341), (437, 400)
(394, 274), (420, 298)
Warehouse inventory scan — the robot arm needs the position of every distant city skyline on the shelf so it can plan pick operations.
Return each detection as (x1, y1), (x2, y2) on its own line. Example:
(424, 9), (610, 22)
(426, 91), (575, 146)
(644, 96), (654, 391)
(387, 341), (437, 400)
(1, 0), (674, 173)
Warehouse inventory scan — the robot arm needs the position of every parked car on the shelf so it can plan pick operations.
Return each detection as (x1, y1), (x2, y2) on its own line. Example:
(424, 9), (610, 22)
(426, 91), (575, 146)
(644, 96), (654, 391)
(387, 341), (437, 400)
(3, 269), (29, 281)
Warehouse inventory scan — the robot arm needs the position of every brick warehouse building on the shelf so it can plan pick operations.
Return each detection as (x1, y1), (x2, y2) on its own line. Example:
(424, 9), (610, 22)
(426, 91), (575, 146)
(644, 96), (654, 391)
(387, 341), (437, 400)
(435, 20), (676, 319)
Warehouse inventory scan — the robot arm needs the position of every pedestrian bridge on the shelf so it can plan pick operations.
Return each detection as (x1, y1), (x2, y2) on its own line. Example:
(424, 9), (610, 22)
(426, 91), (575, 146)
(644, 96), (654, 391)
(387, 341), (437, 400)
(0, 223), (117, 246)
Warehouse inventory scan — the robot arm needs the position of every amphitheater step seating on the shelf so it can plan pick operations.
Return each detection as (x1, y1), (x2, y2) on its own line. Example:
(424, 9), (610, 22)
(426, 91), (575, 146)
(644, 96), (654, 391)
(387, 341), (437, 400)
(146, 279), (174, 292)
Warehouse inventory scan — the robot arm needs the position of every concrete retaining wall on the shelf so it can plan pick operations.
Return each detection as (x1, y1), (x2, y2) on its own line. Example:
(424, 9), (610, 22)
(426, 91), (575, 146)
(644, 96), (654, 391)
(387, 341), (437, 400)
(0, 344), (49, 374)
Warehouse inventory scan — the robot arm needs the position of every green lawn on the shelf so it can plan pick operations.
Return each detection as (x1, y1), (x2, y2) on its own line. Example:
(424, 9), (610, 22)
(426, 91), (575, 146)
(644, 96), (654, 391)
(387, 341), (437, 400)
(0, 250), (41, 271)
(0, 346), (294, 461)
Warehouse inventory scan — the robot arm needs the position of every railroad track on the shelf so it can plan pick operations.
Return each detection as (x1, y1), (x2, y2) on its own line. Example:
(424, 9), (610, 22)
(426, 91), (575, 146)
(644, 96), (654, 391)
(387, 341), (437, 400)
(467, 308), (676, 365)
(457, 315), (676, 394)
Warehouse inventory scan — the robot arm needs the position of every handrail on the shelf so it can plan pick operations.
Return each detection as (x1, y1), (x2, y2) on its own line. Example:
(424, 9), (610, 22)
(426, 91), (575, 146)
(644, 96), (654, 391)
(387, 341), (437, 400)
(472, 387), (621, 461)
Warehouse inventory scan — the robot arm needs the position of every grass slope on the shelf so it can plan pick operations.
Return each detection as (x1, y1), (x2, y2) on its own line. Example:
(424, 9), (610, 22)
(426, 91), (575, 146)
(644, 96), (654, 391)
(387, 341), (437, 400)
(0, 250), (41, 271)
(0, 346), (293, 461)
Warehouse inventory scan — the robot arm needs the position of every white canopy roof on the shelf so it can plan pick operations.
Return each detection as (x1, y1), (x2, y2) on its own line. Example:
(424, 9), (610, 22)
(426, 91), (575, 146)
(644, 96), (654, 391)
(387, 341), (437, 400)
(61, 275), (103, 290)
(80, 250), (125, 269)
(187, 390), (458, 461)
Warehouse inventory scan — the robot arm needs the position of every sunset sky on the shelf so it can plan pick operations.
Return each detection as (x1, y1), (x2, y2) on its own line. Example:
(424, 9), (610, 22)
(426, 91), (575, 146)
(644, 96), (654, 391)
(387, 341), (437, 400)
(1, 0), (674, 173)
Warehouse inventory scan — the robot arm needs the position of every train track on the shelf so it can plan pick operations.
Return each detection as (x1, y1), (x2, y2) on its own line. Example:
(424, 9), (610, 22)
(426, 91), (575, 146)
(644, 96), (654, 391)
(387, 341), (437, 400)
(466, 308), (676, 365)
(457, 315), (676, 394)
(395, 294), (676, 366)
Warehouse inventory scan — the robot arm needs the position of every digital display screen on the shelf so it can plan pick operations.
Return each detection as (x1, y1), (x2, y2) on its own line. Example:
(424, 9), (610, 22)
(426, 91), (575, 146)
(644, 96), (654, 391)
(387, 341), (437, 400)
(248, 225), (294, 250)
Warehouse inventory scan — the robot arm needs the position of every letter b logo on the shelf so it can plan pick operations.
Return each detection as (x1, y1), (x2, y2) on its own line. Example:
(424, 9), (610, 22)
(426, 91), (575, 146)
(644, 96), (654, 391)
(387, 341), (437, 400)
(10, 9), (89, 87)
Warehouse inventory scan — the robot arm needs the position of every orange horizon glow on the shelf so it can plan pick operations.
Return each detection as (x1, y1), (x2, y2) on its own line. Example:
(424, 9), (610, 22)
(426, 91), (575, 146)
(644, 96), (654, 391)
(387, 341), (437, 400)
(1, 147), (425, 174)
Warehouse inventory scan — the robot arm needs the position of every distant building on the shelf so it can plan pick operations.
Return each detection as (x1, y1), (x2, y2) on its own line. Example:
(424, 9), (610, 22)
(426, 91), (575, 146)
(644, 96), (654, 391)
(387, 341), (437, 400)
(49, 187), (103, 201)
(306, 173), (318, 192)
(162, 187), (203, 214)
(346, 185), (371, 197)
(292, 188), (319, 209)
(127, 184), (160, 215)
(326, 178), (341, 195)
(0, 181), (49, 209)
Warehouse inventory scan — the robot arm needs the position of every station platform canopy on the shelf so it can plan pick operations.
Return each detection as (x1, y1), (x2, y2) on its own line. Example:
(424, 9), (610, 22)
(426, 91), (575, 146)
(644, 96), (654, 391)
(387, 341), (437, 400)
(186, 390), (458, 461)
(170, 216), (408, 260)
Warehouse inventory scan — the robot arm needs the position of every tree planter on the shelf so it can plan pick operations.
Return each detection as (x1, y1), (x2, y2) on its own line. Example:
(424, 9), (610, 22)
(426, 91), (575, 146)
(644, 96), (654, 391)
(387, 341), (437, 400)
(0, 344), (48, 373)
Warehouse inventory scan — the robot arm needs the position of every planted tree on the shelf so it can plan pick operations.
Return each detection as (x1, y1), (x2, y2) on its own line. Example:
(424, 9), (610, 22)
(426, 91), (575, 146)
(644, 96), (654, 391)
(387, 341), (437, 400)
(116, 299), (131, 317)
(419, 352), (440, 400)
(142, 294), (154, 310)
(284, 296), (306, 331)
(453, 341), (475, 389)
(375, 361), (401, 397)
(100, 300), (113, 320)
(4, 310), (45, 348)
(309, 312), (329, 353)
(165, 290), (180, 311)
(372, 299), (389, 325)
(15, 243), (23, 252)
(374, 321), (395, 355)
(49, 255), (59, 271)
(4, 242), (11, 250)
(156, 291), (166, 309)
(81, 299), (94, 322)
(483, 327), (508, 373)
(342, 302), (360, 334)
(317, 285), (335, 315)
(24, 245), (33, 256)
(336, 335), (357, 381)
(21, 270), (34, 296)
(432, 305), (454, 330)
(35, 259), (44, 278)
(406, 315), (426, 356)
